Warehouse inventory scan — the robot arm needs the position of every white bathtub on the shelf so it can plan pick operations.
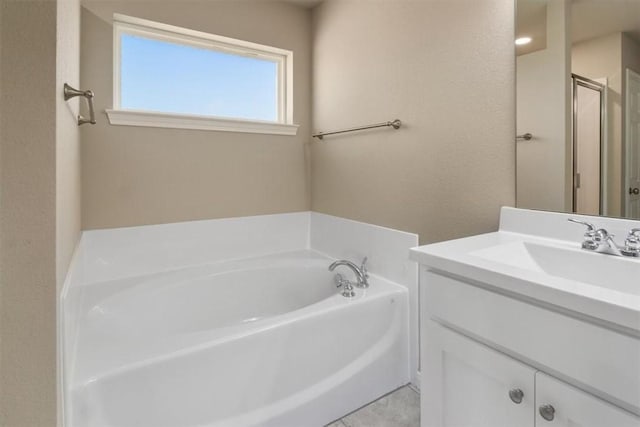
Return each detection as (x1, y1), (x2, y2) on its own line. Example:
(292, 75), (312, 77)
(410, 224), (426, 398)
(68, 250), (409, 427)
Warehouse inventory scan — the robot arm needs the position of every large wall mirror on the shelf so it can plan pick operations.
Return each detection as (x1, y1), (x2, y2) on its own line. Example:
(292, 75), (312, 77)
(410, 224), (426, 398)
(516, 0), (640, 219)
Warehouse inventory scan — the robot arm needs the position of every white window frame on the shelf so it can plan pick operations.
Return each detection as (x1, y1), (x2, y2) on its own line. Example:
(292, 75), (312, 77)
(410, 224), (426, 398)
(106, 14), (298, 136)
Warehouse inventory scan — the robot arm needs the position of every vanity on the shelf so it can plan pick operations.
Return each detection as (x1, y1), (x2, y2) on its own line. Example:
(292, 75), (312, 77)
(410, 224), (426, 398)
(411, 207), (640, 427)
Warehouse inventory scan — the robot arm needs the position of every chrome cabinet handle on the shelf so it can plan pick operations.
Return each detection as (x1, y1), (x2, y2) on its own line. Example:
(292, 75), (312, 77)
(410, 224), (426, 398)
(539, 404), (555, 421)
(508, 388), (524, 404)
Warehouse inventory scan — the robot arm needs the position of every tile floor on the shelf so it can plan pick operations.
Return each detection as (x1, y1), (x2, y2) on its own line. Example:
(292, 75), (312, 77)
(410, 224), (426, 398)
(326, 385), (420, 427)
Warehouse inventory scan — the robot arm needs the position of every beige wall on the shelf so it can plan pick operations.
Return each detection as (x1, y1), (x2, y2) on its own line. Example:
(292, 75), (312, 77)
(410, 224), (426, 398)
(623, 34), (640, 78)
(310, 0), (516, 244)
(57, 0), (82, 289)
(1, 1), (57, 425)
(80, 1), (312, 229)
(573, 32), (623, 216)
(1, 0), (81, 424)
(517, 0), (571, 213)
(56, 1), (82, 424)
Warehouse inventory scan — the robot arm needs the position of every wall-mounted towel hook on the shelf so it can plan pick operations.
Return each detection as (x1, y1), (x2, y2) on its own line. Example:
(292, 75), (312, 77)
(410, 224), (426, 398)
(64, 83), (96, 126)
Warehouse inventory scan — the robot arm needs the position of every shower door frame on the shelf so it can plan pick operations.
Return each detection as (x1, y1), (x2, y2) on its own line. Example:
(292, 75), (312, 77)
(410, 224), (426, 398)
(571, 73), (606, 216)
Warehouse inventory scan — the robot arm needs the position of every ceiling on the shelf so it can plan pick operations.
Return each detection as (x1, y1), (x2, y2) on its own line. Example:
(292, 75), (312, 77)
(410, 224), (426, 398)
(517, 0), (640, 55)
(516, 0), (640, 55)
(572, 0), (640, 44)
(516, 0), (548, 55)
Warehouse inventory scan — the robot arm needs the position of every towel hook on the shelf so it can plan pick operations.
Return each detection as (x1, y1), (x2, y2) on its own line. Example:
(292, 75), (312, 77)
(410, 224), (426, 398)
(64, 83), (96, 126)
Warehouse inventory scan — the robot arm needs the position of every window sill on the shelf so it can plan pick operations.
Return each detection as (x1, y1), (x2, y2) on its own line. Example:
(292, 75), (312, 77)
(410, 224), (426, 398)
(105, 109), (299, 136)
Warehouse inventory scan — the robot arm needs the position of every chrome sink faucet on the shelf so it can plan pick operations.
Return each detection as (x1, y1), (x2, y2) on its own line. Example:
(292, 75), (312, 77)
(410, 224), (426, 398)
(569, 219), (640, 257)
(328, 257), (370, 291)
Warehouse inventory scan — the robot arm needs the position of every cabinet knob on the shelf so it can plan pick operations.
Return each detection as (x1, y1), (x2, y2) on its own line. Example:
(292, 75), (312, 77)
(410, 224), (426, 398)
(508, 388), (524, 404)
(539, 404), (555, 421)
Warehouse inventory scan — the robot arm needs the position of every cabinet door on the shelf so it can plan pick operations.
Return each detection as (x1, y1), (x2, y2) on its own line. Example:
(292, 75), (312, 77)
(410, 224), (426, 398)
(535, 372), (640, 427)
(422, 322), (535, 427)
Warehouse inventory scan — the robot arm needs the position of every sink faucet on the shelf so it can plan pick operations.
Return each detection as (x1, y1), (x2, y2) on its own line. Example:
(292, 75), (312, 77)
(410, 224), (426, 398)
(328, 257), (369, 288)
(568, 219), (626, 257)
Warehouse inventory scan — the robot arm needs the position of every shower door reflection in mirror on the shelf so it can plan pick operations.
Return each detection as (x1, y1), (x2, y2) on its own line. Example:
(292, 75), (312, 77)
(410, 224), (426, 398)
(515, 0), (640, 219)
(572, 74), (604, 216)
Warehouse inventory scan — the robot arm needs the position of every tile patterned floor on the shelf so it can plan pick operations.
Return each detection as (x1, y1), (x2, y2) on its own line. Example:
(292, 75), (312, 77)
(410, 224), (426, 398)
(326, 386), (420, 427)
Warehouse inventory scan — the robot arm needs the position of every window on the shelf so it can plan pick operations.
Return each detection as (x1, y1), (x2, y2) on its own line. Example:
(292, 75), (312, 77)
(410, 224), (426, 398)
(106, 14), (297, 135)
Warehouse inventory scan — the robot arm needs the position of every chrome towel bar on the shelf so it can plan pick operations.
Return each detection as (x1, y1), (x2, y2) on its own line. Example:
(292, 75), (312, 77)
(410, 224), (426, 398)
(64, 83), (96, 126)
(313, 119), (401, 140)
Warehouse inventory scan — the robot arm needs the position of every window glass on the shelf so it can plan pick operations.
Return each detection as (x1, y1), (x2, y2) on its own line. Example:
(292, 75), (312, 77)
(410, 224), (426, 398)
(120, 34), (279, 122)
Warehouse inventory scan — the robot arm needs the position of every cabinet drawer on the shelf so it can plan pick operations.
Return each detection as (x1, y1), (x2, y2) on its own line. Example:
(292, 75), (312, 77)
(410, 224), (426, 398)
(423, 270), (640, 413)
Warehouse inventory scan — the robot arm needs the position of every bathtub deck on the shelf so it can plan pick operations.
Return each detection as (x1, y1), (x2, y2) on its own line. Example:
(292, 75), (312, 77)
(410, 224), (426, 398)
(326, 386), (420, 427)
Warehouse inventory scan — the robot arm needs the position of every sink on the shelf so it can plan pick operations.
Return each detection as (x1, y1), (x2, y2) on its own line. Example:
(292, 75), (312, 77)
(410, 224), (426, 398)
(470, 241), (640, 296)
(410, 207), (640, 332)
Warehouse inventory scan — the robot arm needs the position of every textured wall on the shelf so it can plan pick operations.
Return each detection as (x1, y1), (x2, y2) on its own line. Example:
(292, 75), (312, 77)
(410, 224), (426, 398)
(1, 0), (81, 424)
(57, 0), (82, 291)
(80, 1), (312, 229)
(311, 0), (516, 244)
(0, 1), (58, 425)
(56, 1), (82, 423)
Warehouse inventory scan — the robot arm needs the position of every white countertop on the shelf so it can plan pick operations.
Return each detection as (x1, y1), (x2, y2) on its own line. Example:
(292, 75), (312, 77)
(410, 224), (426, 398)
(410, 208), (640, 333)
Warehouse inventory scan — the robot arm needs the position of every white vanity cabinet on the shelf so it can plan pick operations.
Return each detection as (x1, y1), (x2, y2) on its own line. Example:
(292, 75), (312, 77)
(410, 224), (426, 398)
(420, 269), (640, 427)
(535, 372), (640, 427)
(423, 321), (535, 427)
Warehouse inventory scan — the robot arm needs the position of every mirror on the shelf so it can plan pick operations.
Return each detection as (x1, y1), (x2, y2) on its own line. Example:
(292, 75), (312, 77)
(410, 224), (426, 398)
(516, 0), (640, 219)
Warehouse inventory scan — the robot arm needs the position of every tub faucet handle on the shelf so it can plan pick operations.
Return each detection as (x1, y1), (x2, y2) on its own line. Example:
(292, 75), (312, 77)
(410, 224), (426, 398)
(360, 257), (369, 279)
(334, 273), (355, 298)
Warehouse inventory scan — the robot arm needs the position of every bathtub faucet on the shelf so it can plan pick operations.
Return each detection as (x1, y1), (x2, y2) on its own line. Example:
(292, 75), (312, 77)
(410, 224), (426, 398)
(328, 257), (369, 288)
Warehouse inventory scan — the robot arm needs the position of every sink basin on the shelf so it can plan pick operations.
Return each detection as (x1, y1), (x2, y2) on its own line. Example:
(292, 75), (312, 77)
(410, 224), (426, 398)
(470, 241), (640, 296)
(410, 207), (640, 332)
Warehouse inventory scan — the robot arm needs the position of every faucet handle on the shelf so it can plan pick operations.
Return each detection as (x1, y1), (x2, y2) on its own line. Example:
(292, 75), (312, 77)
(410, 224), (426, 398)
(627, 228), (640, 239)
(334, 273), (347, 288)
(622, 229), (640, 257)
(568, 218), (596, 231)
(360, 257), (369, 279)
(568, 218), (598, 250)
(334, 273), (355, 297)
